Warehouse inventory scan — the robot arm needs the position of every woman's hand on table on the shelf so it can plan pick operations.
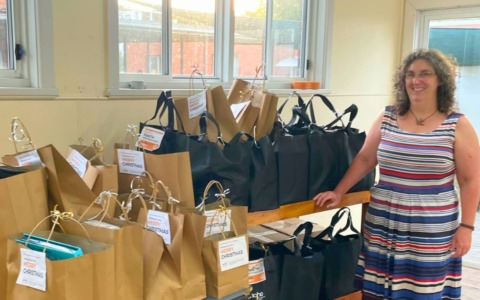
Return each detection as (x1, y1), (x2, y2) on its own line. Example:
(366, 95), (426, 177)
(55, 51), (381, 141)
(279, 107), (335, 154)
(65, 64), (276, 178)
(314, 191), (342, 208)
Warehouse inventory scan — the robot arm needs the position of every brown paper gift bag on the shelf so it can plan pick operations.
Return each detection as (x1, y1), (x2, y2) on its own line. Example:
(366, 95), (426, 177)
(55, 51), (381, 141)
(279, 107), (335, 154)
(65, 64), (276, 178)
(202, 209), (249, 298)
(174, 76), (240, 144)
(228, 66), (269, 136)
(69, 139), (119, 216)
(113, 143), (195, 208)
(255, 92), (279, 139)
(112, 184), (168, 300)
(135, 182), (185, 300)
(3, 144), (101, 217)
(69, 139), (119, 196)
(198, 181), (249, 236)
(6, 208), (115, 300)
(0, 165), (50, 300)
(61, 192), (144, 300)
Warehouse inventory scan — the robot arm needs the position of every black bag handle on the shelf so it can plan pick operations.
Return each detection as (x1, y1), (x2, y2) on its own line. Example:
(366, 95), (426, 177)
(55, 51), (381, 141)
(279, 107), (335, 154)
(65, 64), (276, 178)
(144, 90), (170, 126)
(310, 207), (351, 243)
(277, 91), (307, 125)
(336, 209), (360, 236)
(198, 111), (225, 145)
(292, 221), (314, 253)
(324, 104), (358, 132)
(229, 132), (254, 145)
(163, 97), (186, 133)
(307, 94), (344, 127)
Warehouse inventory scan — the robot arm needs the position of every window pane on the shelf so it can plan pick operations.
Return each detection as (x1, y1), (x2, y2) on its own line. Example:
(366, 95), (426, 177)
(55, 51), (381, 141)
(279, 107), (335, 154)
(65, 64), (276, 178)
(271, 0), (305, 77)
(172, 0), (216, 77)
(0, 0), (11, 70)
(428, 19), (480, 136)
(118, 0), (162, 74)
(234, 0), (266, 77)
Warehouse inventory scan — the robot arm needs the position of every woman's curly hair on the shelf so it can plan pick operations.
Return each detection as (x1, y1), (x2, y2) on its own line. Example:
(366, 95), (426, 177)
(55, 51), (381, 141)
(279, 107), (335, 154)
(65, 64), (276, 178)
(393, 49), (457, 116)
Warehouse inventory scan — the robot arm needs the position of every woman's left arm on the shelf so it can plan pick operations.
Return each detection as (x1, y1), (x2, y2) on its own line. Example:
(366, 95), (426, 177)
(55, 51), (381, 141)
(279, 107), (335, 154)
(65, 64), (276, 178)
(452, 116), (480, 258)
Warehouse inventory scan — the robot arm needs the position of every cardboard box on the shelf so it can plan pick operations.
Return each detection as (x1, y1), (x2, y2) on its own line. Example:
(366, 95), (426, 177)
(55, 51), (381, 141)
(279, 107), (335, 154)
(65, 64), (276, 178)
(247, 225), (293, 245)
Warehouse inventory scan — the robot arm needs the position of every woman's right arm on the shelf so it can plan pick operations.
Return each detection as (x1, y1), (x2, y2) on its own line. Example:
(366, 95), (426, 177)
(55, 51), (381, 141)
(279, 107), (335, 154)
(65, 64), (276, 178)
(314, 109), (384, 208)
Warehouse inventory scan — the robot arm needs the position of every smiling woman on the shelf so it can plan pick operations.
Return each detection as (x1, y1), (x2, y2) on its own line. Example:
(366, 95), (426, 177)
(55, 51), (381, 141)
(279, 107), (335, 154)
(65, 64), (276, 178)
(314, 48), (480, 300)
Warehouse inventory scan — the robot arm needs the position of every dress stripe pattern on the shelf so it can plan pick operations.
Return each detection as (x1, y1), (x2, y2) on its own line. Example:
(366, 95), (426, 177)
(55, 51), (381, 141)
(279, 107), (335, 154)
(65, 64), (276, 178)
(355, 107), (462, 300)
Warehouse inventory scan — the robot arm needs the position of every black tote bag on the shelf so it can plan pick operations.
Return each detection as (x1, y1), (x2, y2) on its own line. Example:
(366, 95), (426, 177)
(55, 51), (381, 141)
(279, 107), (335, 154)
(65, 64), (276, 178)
(273, 91), (310, 205)
(322, 104), (375, 193)
(307, 101), (374, 198)
(307, 102), (358, 198)
(174, 111), (250, 206)
(139, 90), (186, 155)
(276, 222), (324, 300)
(233, 133), (278, 212)
(249, 242), (282, 300)
(302, 207), (363, 300)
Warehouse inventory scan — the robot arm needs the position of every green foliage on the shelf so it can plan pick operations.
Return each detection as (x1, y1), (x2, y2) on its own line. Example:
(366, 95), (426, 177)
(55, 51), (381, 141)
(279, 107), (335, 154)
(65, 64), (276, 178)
(244, 0), (302, 21)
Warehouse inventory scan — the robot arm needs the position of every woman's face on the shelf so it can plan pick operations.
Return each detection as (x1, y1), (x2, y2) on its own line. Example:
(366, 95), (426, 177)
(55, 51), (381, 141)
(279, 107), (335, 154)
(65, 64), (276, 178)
(405, 59), (440, 104)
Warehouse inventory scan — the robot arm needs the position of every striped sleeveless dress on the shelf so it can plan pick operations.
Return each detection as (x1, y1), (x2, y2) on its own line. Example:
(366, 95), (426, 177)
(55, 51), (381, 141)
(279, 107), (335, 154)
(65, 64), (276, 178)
(355, 107), (463, 300)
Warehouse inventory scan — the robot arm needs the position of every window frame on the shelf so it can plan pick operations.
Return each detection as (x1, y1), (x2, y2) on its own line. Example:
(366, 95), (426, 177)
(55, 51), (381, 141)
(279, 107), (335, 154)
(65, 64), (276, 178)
(107, 0), (334, 96)
(0, 0), (57, 96)
(415, 6), (480, 50)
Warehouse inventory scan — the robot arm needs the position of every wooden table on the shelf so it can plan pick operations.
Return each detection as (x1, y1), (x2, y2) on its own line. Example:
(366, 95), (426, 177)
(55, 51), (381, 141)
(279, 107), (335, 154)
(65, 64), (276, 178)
(247, 191), (371, 300)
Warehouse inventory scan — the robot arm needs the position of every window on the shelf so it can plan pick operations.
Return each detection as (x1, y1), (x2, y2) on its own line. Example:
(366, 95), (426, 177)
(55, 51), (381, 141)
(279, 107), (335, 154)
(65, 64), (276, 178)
(417, 7), (480, 142)
(107, 0), (333, 95)
(0, 0), (56, 96)
(0, 0), (13, 70)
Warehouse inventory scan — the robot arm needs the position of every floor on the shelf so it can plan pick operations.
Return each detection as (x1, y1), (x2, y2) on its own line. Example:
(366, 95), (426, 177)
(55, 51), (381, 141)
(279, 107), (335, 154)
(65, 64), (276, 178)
(463, 212), (480, 266)
(461, 213), (480, 300)
(462, 266), (480, 300)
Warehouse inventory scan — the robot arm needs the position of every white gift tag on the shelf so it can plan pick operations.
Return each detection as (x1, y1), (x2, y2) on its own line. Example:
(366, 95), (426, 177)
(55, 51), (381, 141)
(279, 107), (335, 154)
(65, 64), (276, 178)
(66, 149), (88, 178)
(138, 126), (165, 151)
(230, 102), (249, 118)
(117, 149), (146, 176)
(188, 90), (207, 119)
(218, 236), (248, 272)
(248, 258), (266, 285)
(147, 210), (171, 245)
(83, 220), (121, 230)
(204, 209), (232, 237)
(16, 248), (47, 291)
(15, 150), (43, 166)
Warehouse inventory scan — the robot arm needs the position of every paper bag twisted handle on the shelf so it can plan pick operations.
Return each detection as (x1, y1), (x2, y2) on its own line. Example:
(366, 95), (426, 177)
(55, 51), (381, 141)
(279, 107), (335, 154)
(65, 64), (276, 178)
(9, 117), (35, 153)
(153, 180), (180, 213)
(80, 138), (106, 163)
(127, 171), (156, 211)
(123, 124), (139, 150)
(189, 63), (208, 96)
(78, 191), (130, 225)
(196, 180), (230, 212)
(239, 64), (266, 101)
(25, 205), (91, 253)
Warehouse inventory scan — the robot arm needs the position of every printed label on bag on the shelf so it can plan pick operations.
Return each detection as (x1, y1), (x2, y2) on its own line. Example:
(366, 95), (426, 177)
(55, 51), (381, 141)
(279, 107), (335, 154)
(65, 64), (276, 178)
(230, 102), (249, 118)
(138, 126), (165, 151)
(188, 90), (207, 119)
(117, 149), (146, 176)
(204, 209), (232, 237)
(147, 210), (171, 245)
(248, 258), (266, 285)
(16, 248), (47, 291)
(248, 291), (266, 300)
(218, 236), (248, 272)
(66, 149), (88, 178)
(15, 150), (43, 166)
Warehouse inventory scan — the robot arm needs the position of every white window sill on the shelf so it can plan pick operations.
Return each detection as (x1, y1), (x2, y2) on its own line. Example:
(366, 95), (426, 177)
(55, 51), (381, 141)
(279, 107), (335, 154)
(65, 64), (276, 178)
(0, 87), (59, 98)
(106, 88), (332, 98)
